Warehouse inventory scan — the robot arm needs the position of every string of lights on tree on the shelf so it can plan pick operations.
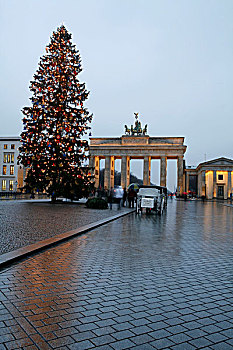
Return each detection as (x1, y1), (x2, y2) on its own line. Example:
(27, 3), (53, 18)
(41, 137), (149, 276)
(18, 25), (94, 200)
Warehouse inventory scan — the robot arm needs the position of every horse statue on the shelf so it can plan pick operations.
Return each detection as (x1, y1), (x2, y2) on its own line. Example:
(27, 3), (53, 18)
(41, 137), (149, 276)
(143, 124), (147, 135)
(124, 114), (148, 136)
(124, 125), (131, 135)
(131, 121), (142, 135)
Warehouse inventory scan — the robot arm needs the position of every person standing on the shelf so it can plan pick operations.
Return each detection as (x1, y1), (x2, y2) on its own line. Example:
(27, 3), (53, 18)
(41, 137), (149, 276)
(115, 186), (123, 210)
(128, 188), (136, 208)
(108, 187), (113, 210)
(123, 188), (127, 207)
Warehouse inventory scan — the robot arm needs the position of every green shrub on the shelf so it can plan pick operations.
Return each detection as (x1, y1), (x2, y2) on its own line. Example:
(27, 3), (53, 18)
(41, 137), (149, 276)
(86, 197), (108, 209)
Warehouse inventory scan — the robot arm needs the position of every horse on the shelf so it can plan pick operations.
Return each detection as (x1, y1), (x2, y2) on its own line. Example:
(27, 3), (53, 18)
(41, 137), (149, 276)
(124, 125), (131, 135)
(143, 124), (147, 135)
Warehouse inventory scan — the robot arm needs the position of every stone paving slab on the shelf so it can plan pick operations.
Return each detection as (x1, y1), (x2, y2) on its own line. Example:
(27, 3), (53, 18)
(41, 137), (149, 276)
(0, 209), (134, 269)
(0, 200), (129, 255)
(0, 200), (232, 349)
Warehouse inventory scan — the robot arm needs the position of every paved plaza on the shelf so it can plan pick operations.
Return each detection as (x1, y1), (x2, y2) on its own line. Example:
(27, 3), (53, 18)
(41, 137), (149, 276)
(0, 200), (233, 349)
(0, 201), (122, 255)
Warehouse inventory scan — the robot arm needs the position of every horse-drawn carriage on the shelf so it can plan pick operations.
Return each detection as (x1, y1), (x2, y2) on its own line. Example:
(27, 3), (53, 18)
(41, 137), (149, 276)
(136, 185), (167, 215)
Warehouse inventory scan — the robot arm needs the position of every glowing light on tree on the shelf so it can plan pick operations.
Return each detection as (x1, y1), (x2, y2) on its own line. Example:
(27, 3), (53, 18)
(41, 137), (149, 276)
(18, 25), (93, 201)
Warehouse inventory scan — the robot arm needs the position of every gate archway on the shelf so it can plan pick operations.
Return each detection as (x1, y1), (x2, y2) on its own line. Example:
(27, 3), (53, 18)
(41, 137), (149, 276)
(89, 116), (187, 196)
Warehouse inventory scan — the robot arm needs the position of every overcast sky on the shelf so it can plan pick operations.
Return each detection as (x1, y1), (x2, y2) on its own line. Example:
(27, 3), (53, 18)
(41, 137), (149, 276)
(1, 0), (233, 190)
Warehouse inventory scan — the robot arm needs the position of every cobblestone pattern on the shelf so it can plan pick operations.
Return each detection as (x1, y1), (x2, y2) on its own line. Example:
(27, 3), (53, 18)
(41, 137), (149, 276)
(0, 200), (233, 349)
(0, 201), (122, 255)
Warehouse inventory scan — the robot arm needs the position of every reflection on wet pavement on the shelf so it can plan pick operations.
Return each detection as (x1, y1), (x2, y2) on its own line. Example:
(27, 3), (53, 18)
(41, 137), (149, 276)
(0, 200), (233, 349)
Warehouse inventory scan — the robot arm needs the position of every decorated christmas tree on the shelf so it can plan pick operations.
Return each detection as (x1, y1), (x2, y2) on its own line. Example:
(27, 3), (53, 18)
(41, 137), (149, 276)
(18, 25), (93, 201)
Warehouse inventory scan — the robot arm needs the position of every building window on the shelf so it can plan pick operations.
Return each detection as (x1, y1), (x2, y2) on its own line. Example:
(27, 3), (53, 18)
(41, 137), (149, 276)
(2, 165), (7, 175)
(218, 174), (223, 181)
(2, 180), (6, 191)
(11, 144), (15, 149)
(9, 180), (14, 191)
(3, 153), (14, 163)
(4, 144), (7, 149)
(10, 165), (14, 175)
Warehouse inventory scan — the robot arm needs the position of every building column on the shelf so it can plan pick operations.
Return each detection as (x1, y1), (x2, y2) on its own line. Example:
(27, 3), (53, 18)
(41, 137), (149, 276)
(210, 171), (214, 199)
(17, 166), (24, 190)
(110, 156), (115, 189)
(94, 156), (100, 188)
(143, 156), (151, 186)
(121, 156), (130, 189)
(177, 156), (184, 196)
(227, 171), (232, 199)
(160, 157), (167, 187)
(104, 156), (110, 190)
(197, 172), (201, 197)
(202, 171), (206, 196)
(186, 172), (189, 193)
(24, 167), (28, 187)
(213, 170), (216, 198)
(89, 156), (94, 169)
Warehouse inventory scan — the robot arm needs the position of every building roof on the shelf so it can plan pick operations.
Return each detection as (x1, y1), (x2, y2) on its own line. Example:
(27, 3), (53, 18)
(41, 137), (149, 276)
(197, 157), (233, 168)
(0, 136), (20, 141)
(185, 157), (233, 173)
(193, 157), (233, 173)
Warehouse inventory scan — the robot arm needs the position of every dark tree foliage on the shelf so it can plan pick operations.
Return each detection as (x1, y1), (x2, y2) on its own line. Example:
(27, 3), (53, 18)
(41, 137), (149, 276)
(18, 25), (93, 201)
(99, 169), (143, 189)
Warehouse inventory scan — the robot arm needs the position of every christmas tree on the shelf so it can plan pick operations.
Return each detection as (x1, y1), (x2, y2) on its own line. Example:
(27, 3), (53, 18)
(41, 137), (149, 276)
(18, 25), (93, 201)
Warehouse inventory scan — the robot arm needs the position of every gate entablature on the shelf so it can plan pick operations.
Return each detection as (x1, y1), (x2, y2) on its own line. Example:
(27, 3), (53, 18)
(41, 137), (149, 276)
(90, 136), (186, 158)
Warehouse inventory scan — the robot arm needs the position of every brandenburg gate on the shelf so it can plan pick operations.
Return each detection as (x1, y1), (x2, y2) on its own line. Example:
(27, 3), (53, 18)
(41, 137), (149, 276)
(89, 114), (187, 196)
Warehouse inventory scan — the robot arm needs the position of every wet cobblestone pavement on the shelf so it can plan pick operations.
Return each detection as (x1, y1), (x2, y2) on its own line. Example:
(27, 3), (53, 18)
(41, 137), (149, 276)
(0, 201), (122, 255)
(0, 200), (233, 349)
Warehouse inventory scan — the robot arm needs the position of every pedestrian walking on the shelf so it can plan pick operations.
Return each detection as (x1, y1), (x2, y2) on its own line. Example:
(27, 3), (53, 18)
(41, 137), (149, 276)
(128, 188), (136, 208)
(123, 188), (127, 207)
(108, 188), (113, 210)
(115, 186), (124, 210)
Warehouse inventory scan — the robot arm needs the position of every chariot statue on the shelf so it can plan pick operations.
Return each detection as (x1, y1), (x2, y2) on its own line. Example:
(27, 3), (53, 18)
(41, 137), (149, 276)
(124, 113), (148, 136)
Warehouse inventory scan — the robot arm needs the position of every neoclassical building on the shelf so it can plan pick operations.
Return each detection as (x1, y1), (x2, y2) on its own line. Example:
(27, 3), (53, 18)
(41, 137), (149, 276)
(185, 157), (233, 199)
(0, 137), (24, 192)
(89, 116), (187, 196)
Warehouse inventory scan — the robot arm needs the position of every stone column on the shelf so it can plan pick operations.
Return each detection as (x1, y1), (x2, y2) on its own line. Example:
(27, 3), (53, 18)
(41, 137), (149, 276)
(121, 156), (127, 189)
(227, 171), (232, 199)
(186, 172), (189, 193)
(210, 171), (214, 199)
(23, 167), (28, 187)
(104, 156), (110, 190)
(160, 157), (167, 187)
(94, 156), (100, 188)
(121, 156), (130, 189)
(202, 171), (206, 196)
(177, 156), (184, 196)
(197, 172), (201, 197)
(17, 166), (24, 190)
(143, 156), (151, 186)
(213, 170), (216, 198)
(110, 156), (115, 189)
(89, 156), (94, 169)
(126, 157), (130, 188)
